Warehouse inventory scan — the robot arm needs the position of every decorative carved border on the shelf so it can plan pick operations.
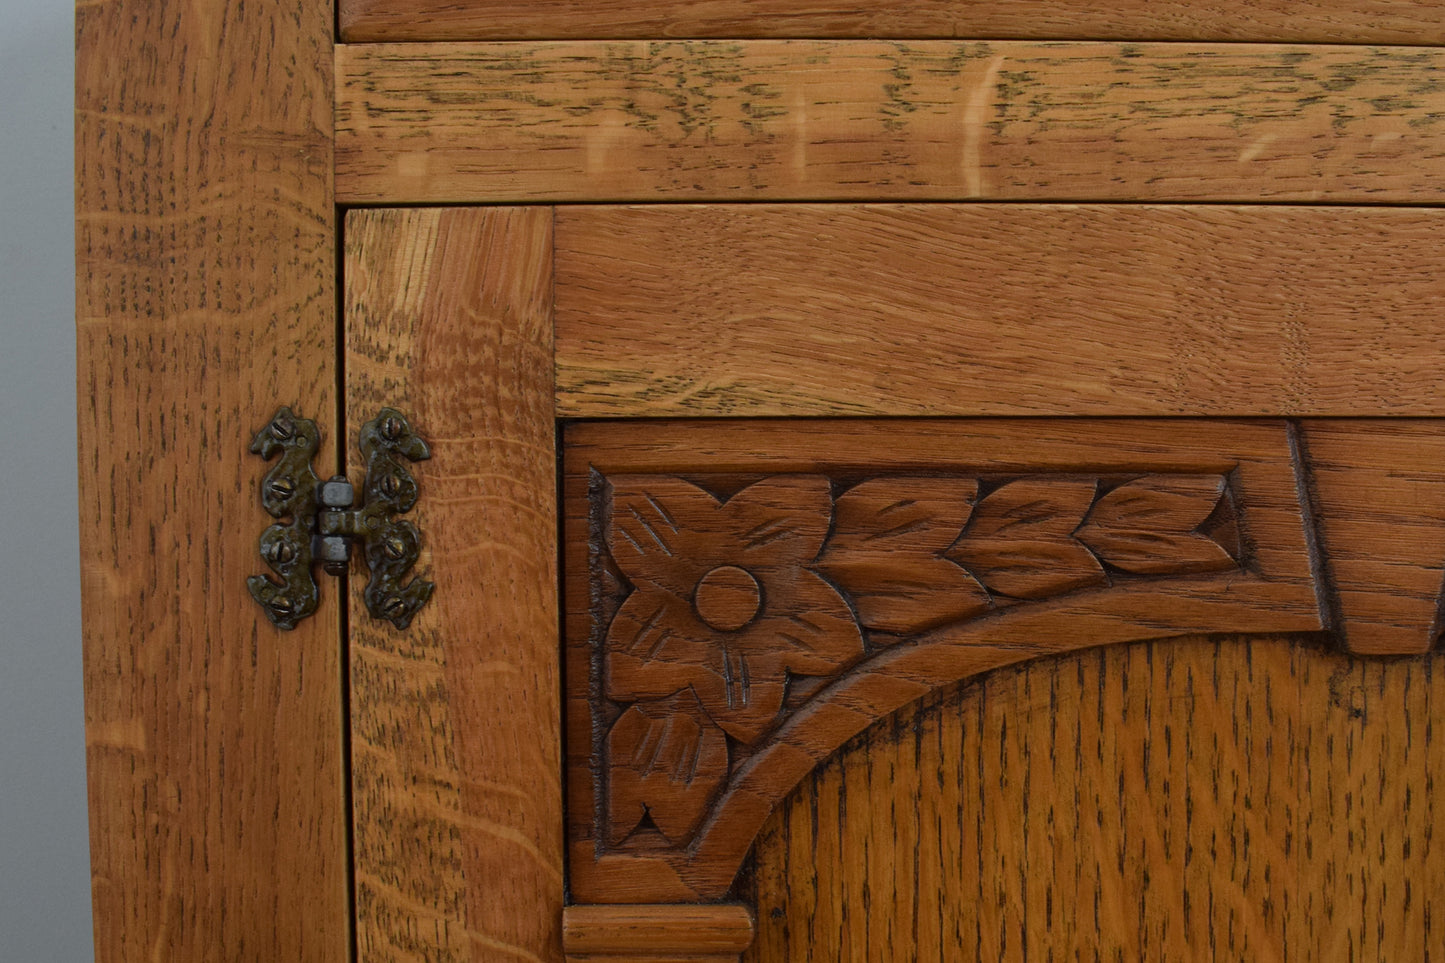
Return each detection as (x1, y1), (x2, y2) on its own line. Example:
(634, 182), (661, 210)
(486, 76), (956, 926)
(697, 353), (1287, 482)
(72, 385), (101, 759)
(564, 420), (1334, 902)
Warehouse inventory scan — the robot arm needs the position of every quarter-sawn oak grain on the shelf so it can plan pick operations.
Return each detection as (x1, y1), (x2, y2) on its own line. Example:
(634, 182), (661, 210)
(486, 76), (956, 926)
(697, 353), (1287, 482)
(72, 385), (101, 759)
(554, 204), (1445, 418)
(75, 0), (347, 959)
(339, 0), (1445, 45)
(336, 41), (1445, 205)
(743, 639), (1445, 961)
(345, 208), (563, 962)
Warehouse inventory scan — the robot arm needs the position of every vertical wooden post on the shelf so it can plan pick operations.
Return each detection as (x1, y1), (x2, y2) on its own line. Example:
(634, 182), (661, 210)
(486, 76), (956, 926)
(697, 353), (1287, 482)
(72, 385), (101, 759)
(345, 208), (563, 961)
(75, 0), (347, 959)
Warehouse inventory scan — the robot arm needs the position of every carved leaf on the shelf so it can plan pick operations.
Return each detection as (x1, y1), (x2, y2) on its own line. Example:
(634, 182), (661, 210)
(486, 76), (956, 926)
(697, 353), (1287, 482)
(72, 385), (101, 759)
(607, 477), (714, 600)
(818, 477), (990, 633)
(607, 690), (729, 847)
(1079, 475), (1237, 575)
(723, 476), (833, 568)
(947, 479), (1106, 599)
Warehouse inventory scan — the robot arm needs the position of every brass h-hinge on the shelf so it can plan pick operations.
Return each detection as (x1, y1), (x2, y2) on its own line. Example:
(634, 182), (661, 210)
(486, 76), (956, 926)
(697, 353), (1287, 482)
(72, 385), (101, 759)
(247, 407), (434, 630)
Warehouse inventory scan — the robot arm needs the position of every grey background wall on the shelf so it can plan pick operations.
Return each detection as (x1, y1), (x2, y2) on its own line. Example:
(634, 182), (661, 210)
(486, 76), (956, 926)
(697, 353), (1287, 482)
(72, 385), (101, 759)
(1, 0), (93, 958)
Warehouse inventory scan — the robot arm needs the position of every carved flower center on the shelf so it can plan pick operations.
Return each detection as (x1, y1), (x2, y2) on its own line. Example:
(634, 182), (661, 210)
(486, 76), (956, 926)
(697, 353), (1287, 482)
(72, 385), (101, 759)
(693, 565), (762, 632)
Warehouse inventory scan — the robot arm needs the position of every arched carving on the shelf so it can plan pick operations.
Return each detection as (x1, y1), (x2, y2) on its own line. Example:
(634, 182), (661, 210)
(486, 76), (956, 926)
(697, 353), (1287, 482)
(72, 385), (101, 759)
(563, 419), (1430, 903)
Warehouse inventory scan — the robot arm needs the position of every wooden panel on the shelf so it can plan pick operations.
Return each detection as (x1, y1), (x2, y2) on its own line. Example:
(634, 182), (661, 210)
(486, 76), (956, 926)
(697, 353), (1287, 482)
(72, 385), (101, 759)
(554, 205), (1445, 418)
(75, 0), (347, 960)
(345, 208), (563, 962)
(339, 0), (1445, 45)
(564, 419), (1327, 903)
(1298, 652), (1445, 959)
(1299, 421), (1445, 655)
(743, 639), (1445, 961)
(336, 41), (1445, 205)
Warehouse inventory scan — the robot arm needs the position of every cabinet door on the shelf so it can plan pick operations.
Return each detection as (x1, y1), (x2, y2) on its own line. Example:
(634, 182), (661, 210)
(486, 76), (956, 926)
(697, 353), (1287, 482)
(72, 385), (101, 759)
(343, 206), (1445, 962)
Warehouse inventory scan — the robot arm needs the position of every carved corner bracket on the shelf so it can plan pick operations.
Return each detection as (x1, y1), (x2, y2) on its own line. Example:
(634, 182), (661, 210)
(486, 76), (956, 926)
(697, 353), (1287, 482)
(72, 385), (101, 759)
(563, 419), (1388, 904)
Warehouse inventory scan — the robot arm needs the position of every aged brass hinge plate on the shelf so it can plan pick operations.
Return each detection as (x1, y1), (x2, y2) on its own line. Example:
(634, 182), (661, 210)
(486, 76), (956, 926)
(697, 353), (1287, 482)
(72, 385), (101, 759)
(247, 406), (434, 630)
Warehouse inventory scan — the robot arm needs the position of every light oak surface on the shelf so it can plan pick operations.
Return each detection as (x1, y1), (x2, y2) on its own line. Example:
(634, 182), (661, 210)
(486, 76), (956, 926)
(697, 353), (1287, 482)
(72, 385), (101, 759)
(345, 207), (564, 962)
(75, 0), (347, 959)
(339, 0), (1445, 45)
(554, 204), (1445, 418)
(742, 638), (1445, 961)
(337, 41), (1445, 205)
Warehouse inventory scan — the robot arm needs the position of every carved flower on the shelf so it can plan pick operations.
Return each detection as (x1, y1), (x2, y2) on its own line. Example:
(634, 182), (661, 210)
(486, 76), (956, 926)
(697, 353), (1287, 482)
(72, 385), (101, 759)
(604, 475), (865, 745)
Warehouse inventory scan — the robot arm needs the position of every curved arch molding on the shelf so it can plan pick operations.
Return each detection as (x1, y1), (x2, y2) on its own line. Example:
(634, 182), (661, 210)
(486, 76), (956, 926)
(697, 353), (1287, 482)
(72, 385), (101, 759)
(563, 419), (1445, 903)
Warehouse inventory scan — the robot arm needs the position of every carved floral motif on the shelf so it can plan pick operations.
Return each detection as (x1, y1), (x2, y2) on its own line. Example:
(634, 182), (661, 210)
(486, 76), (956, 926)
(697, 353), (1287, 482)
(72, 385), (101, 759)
(596, 472), (1239, 849)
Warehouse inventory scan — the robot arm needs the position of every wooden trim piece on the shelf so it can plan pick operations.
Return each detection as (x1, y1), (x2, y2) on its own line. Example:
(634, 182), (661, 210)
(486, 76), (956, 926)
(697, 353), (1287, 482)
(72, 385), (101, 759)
(75, 0), (346, 960)
(564, 419), (1324, 901)
(1298, 421), (1445, 655)
(345, 208), (564, 962)
(336, 41), (1445, 205)
(564, 904), (754, 961)
(554, 204), (1445, 418)
(339, 0), (1445, 45)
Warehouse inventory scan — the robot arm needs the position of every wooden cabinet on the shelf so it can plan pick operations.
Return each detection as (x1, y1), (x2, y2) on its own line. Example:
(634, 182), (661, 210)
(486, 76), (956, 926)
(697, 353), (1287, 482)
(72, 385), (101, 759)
(78, 2), (1445, 960)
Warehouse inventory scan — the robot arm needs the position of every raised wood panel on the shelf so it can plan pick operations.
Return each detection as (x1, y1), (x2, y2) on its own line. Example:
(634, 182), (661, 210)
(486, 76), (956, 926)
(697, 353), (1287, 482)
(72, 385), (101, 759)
(564, 419), (1330, 904)
(336, 41), (1445, 205)
(339, 0), (1445, 45)
(75, 0), (347, 959)
(742, 639), (1445, 961)
(554, 205), (1445, 418)
(344, 208), (563, 961)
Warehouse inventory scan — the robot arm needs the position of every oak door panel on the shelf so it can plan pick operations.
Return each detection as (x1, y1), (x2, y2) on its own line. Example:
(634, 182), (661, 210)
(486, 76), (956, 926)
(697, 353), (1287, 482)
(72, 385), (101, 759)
(743, 639), (1445, 962)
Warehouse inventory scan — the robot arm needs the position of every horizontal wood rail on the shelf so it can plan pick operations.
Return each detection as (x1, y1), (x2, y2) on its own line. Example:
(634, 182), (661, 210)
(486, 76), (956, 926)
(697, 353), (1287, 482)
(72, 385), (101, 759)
(339, 0), (1445, 45)
(551, 204), (1445, 418)
(337, 40), (1445, 205)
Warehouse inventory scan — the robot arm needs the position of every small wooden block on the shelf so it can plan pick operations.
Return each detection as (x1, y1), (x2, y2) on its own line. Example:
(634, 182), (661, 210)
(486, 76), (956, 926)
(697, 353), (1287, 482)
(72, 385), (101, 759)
(564, 904), (755, 961)
(1299, 421), (1445, 655)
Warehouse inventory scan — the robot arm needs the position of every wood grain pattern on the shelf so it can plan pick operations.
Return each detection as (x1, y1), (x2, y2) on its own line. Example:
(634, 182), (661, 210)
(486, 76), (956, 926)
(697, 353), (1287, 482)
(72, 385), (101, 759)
(563, 904), (754, 961)
(336, 41), (1445, 205)
(339, 0), (1445, 46)
(564, 420), (1326, 902)
(553, 205), (1445, 418)
(75, 0), (347, 959)
(742, 638), (1445, 961)
(1299, 421), (1445, 656)
(345, 208), (563, 961)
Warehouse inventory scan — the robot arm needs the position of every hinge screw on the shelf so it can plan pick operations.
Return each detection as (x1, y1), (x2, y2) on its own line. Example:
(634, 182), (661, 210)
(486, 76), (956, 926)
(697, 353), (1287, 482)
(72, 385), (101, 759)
(270, 541), (295, 565)
(380, 473), (402, 498)
(270, 597), (294, 617)
(380, 414), (403, 442)
(270, 417), (294, 442)
(381, 596), (408, 618)
(269, 477), (296, 499)
(382, 535), (407, 560)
